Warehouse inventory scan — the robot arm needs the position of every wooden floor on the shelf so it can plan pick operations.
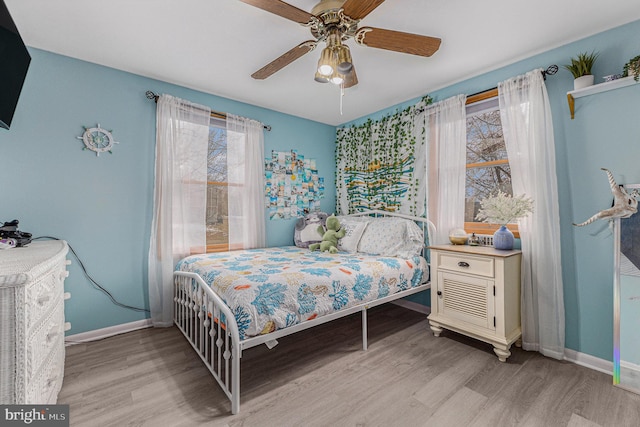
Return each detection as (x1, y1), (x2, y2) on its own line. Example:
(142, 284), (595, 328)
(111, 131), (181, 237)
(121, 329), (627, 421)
(59, 305), (640, 427)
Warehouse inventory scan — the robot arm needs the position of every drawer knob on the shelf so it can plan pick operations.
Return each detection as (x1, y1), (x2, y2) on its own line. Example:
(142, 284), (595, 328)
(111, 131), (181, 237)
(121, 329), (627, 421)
(37, 295), (51, 305)
(458, 261), (470, 268)
(47, 325), (60, 342)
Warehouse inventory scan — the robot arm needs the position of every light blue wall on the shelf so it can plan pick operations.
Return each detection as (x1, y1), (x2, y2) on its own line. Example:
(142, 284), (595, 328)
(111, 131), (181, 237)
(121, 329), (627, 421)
(0, 48), (336, 335)
(4, 19), (638, 360)
(340, 19), (640, 361)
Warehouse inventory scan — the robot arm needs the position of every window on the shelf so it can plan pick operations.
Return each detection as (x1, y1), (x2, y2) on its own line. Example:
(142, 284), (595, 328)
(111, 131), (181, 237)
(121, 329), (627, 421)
(206, 117), (229, 252)
(464, 90), (518, 237)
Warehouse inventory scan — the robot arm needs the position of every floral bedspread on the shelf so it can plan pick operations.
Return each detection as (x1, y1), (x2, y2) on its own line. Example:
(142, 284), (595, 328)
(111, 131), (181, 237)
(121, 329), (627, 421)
(175, 246), (428, 340)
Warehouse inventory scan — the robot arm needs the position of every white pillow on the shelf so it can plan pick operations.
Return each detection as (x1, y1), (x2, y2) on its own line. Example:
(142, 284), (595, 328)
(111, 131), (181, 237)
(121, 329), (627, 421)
(358, 218), (424, 258)
(337, 221), (369, 253)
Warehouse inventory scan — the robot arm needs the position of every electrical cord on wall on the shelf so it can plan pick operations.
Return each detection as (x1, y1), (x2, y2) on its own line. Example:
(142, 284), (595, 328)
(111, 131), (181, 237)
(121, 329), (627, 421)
(34, 236), (150, 313)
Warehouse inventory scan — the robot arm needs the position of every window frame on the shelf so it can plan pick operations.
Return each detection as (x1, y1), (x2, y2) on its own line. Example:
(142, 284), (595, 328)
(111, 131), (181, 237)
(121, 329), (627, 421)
(463, 88), (520, 238)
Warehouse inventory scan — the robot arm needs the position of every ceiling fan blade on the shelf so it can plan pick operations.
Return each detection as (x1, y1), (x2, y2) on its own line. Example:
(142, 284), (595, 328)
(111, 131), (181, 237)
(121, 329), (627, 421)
(238, 0), (317, 24)
(355, 27), (441, 57)
(341, 0), (387, 20)
(251, 41), (317, 80)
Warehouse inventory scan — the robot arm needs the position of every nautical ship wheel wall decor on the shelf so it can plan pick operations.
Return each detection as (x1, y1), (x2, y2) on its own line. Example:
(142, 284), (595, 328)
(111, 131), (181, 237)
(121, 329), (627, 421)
(76, 124), (120, 156)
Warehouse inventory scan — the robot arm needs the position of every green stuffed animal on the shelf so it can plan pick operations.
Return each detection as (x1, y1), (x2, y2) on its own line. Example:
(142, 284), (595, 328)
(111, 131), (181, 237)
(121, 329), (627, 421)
(308, 214), (345, 254)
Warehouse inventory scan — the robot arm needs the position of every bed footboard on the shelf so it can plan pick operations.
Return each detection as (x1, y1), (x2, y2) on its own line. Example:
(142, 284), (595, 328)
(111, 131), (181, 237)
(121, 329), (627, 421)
(173, 271), (241, 414)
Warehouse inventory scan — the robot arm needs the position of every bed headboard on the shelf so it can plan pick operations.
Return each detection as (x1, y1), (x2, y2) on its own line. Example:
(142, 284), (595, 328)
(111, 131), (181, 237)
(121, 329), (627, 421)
(346, 209), (436, 259)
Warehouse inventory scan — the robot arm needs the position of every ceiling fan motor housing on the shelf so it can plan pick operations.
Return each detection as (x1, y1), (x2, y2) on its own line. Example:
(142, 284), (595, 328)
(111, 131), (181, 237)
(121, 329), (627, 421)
(311, 0), (347, 17)
(309, 0), (359, 41)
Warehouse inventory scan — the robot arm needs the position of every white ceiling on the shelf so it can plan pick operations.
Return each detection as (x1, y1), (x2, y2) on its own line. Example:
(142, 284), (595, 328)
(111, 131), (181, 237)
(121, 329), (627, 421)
(6, 0), (640, 125)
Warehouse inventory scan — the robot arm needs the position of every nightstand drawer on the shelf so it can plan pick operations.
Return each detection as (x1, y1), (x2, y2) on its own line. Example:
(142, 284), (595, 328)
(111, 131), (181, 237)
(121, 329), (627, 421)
(437, 252), (495, 278)
(26, 259), (66, 333)
(27, 297), (64, 380)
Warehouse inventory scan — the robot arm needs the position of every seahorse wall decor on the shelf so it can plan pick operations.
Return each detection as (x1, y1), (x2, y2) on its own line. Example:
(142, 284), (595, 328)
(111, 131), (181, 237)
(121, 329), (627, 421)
(573, 168), (640, 227)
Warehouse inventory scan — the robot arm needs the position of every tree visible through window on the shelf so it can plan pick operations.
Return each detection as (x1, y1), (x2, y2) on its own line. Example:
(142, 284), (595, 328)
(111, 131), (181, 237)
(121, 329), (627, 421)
(206, 119), (229, 251)
(464, 92), (517, 236)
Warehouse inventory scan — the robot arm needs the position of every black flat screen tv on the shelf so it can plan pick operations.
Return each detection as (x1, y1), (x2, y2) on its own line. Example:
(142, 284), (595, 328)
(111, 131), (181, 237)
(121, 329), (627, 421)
(0, 0), (30, 130)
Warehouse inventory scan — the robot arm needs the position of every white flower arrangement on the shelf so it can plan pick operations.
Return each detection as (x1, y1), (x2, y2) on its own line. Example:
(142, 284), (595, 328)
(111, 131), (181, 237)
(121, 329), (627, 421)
(475, 191), (534, 226)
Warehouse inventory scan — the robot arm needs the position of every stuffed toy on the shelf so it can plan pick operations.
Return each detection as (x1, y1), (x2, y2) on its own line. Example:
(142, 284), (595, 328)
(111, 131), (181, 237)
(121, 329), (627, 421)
(294, 212), (328, 248)
(309, 214), (345, 254)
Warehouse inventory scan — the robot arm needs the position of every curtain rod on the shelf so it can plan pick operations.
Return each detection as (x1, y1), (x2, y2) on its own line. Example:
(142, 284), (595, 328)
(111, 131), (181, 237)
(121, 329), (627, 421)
(145, 91), (271, 132)
(466, 65), (559, 100)
(412, 64), (560, 114)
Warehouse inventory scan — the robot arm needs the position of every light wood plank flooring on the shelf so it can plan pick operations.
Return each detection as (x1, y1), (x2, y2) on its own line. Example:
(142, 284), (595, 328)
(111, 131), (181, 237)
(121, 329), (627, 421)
(59, 305), (640, 426)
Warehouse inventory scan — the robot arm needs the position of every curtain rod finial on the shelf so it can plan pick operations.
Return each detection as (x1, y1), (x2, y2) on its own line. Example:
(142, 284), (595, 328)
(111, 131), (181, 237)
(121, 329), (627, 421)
(145, 91), (158, 100)
(542, 65), (558, 80)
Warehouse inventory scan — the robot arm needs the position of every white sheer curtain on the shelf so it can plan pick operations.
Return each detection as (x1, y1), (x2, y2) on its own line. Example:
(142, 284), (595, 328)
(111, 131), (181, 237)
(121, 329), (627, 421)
(148, 94), (211, 326)
(424, 94), (467, 244)
(498, 69), (565, 359)
(226, 114), (266, 250)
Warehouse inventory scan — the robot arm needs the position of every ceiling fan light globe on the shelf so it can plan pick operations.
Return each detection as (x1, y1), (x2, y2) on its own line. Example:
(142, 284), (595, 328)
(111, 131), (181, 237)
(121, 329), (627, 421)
(330, 72), (344, 85)
(337, 62), (353, 73)
(318, 63), (334, 76)
(314, 71), (330, 83)
(336, 45), (353, 73)
(317, 47), (334, 76)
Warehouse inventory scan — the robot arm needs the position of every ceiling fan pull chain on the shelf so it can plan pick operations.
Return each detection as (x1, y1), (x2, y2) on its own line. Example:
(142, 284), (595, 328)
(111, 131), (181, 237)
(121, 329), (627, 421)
(340, 84), (344, 115)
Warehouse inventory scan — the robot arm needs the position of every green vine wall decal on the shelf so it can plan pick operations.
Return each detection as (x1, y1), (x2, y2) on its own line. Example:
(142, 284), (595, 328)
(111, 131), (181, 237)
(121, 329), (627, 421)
(336, 96), (432, 216)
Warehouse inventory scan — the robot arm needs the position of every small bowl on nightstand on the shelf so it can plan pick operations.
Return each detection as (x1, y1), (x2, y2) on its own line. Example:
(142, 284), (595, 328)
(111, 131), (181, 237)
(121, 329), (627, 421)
(449, 229), (469, 245)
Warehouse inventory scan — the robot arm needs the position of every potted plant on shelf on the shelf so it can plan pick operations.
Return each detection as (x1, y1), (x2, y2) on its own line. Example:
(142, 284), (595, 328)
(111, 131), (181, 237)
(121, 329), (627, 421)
(475, 191), (534, 250)
(564, 51), (599, 90)
(622, 55), (640, 82)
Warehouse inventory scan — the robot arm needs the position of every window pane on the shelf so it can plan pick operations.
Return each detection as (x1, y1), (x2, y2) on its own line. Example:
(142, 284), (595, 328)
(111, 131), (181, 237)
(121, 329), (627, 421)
(466, 109), (507, 164)
(465, 164), (513, 222)
(206, 124), (229, 246)
(465, 103), (513, 224)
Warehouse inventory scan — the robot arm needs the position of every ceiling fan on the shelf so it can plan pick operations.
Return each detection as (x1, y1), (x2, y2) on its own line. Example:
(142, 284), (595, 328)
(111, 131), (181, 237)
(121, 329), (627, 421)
(240, 0), (441, 88)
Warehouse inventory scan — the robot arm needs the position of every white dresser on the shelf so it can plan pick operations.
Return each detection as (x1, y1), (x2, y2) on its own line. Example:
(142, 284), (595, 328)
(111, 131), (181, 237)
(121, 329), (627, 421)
(428, 244), (522, 362)
(0, 240), (70, 404)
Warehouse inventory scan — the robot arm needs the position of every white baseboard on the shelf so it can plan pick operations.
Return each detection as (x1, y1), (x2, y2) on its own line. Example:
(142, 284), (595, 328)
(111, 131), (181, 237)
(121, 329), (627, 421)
(621, 360), (640, 371)
(392, 300), (431, 315)
(64, 318), (152, 346)
(563, 348), (612, 376)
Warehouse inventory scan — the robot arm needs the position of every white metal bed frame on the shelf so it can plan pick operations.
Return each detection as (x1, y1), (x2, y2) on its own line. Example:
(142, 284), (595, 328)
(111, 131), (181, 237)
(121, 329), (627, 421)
(173, 210), (435, 414)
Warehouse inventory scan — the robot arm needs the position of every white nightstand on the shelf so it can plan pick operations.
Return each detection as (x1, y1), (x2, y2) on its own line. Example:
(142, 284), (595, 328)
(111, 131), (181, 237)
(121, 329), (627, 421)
(427, 244), (522, 362)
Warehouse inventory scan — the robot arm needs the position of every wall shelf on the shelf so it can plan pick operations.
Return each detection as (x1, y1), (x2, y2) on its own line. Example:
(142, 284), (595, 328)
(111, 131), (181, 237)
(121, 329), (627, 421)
(567, 76), (639, 119)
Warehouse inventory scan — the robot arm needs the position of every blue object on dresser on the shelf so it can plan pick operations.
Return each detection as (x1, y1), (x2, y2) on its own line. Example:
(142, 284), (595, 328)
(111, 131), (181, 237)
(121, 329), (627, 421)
(493, 225), (515, 250)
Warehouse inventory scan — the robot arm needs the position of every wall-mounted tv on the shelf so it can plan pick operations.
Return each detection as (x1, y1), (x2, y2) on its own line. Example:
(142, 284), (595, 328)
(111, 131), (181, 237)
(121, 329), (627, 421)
(0, 0), (30, 130)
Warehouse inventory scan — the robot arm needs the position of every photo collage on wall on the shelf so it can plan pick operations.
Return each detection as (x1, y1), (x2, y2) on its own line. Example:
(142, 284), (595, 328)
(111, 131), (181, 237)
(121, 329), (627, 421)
(265, 150), (324, 220)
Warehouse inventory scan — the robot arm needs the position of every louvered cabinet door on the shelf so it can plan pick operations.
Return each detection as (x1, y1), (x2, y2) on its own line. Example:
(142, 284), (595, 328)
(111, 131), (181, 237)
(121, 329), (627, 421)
(438, 272), (495, 331)
(427, 245), (522, 362)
